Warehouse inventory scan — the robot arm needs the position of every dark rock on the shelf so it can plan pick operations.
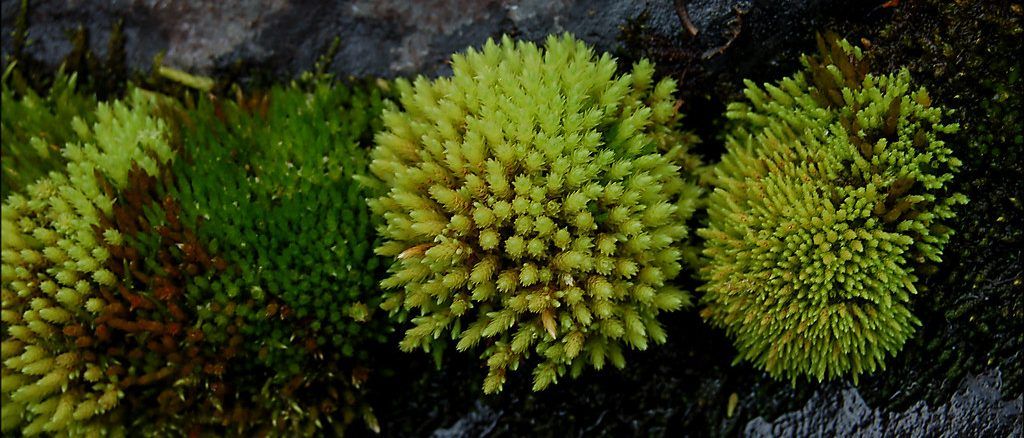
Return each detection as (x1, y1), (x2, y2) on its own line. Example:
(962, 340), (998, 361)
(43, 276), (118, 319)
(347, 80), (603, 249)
(617, 0), (880, 146)
(1, 0), (678, 78)
(1, 0), (847, 82)
(746, 369), (1023, 437)
(432, 401), (502, 438)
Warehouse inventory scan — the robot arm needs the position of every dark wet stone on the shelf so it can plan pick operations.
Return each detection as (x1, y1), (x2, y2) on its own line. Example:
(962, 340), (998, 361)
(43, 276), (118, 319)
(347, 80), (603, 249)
(1, 0), (677, 78)
(1, 0), (849, 82)
(746, 369), (1023, 437)
(432, 401), (502, 438)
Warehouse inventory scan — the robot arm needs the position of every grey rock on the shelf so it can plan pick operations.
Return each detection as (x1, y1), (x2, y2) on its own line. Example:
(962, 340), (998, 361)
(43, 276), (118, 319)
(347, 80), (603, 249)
(0, 0), (678, 78)
(745, 369), (1023, 437)
(0, 0), (855, 91)
(432, 400), (501, 438)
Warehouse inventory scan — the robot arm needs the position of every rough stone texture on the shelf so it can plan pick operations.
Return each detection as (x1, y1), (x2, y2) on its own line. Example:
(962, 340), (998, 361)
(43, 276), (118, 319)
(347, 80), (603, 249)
(432, 401), (501, 438)
(746, 369), (1023, 437)
(0, 0), (856, 82)
(0, 0), (677, 78)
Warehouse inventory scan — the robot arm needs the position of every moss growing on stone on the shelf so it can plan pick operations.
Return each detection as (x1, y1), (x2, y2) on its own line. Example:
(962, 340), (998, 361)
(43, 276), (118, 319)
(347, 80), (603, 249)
(699, 35), (967, 383)
(368, 34), (702, 393)
(850, 0), (1023, 407)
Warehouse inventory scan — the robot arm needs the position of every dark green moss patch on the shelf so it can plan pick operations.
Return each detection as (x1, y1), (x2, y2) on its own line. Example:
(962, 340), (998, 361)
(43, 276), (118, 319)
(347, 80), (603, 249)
(850, 0), (1023, 410)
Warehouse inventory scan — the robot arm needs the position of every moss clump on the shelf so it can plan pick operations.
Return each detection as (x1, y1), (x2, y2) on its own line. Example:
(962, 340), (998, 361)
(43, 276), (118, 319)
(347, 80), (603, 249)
(2, 72), (390, 434)
(846, 0), (1023, 407)
(699, 35), (966, 383)
(369, 34), (702, 393)
(159, 79), (388, 434)
(1, 88), (179, 435)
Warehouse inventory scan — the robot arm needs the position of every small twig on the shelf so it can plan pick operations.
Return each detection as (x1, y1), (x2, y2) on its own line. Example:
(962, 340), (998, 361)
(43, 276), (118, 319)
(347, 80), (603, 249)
(673, 0), (700, 36)
(157, 66), (214, 91)
(701, 5), (746, 59)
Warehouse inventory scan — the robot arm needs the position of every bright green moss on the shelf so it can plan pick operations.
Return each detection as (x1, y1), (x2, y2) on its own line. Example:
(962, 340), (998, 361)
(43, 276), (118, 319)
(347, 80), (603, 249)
(1, 88), (176, 435)
(369, 34), (702, 393)
(699, 36), (967, 383)
(165, 79), (388, 433)
(2, 72), (389, 434)
(1, 67), (98, 199)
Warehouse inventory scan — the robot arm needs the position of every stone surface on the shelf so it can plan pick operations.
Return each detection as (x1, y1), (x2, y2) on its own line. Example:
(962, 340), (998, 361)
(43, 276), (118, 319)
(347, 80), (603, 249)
(1, 0), (855, 82)
(415, 368), (1024, 437)
(746, 369), (1023, 437)
(432, 401), (502, 438)
(1, 0), (677, 78)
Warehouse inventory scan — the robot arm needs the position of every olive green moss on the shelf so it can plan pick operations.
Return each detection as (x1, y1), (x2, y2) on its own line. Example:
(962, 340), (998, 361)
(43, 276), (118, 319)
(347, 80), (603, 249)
(2, 69), (391, 434)
(2, 0), (1019, 432)
(2, 88), (177, 435)
(159, 79), (388, 434)
(368, 2), (1020, 435)
(2, 6), (412, 429)
(368, 34), (702, 393)
(699, 35), (966, 383)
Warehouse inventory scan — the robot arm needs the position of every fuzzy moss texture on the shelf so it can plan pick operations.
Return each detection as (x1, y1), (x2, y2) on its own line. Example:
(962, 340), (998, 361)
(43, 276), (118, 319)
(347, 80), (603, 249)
(2, 88), (176, 435)
(1, 69), (98, 199)
(1, 73), (389, 435)
(2, 10), (1002, 433)
(369, 35), (702, 393)
(165, 79), (387, 434)
(699, 36), (966, 383)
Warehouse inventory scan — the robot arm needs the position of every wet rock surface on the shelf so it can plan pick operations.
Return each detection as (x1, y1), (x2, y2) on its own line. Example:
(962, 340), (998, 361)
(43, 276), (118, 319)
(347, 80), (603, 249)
(745, 369), (1023, 437)
(1, 0), (859, 82)
(1, 0), (671, 78)
(2, 0), (1021, 436)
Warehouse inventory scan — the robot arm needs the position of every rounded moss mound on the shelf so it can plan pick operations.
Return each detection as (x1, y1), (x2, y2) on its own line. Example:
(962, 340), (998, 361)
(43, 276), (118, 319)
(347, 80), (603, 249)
(699, 35), (967, 383)
(368, 34), (703, 393)
(164, 80), (388, 434)
(2, 88), (177, 435)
